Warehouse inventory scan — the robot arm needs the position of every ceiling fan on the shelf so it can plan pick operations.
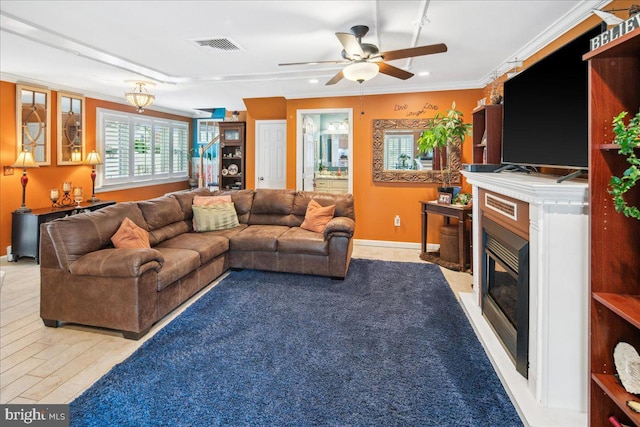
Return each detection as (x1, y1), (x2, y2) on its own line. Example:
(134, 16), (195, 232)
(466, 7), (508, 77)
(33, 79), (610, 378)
(279, 25), (447, 85)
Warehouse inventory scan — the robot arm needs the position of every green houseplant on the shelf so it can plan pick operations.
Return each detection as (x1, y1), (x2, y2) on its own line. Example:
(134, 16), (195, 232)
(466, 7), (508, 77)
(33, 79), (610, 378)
(609, 111), (640, 220)
(416, 102), (472, 189)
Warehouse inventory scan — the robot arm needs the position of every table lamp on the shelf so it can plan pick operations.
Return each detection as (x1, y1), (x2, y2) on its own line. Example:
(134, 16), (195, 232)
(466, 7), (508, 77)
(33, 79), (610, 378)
(86, 150), (102, 202)
(12, 149), (39, 213)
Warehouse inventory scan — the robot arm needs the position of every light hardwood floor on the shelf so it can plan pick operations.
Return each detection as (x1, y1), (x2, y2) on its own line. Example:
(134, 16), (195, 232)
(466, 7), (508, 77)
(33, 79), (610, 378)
(0, 245), (473, 404)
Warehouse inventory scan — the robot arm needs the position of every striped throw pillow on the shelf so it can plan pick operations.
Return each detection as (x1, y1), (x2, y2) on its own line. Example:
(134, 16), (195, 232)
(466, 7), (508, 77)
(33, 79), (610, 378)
(192, 203), (239, 232)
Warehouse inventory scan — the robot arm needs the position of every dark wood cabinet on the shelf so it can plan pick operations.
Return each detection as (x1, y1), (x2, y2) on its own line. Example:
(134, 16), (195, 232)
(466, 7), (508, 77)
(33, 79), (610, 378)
(583, 27), (640, 427)
(219, 122), (246, 190)
(471, 104), (503, 164)
(11, 201), (115, 263)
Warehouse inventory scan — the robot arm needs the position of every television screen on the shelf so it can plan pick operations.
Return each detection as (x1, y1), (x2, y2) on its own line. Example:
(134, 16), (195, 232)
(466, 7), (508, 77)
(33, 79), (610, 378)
(501, 25), (601, 169)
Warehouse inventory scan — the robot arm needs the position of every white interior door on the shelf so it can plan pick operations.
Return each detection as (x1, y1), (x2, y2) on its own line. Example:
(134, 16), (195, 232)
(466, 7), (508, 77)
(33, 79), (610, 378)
(255, 120), (286, 189)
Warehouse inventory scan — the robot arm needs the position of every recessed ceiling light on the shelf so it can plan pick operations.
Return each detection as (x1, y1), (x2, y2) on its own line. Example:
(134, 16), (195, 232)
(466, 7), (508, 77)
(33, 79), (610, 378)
(309, 79), (320, 84)
(418, 71), (431, 77)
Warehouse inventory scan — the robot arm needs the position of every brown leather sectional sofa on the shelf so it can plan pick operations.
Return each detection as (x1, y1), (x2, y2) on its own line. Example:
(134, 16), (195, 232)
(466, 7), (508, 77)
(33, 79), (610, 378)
(39, 189), (355, 339)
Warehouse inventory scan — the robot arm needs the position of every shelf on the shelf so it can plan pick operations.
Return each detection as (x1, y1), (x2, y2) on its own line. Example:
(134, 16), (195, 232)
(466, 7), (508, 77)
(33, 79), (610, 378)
(593, 293), (640, 329)
(583, 27), (640, 61)
(592, 373), (640, 425)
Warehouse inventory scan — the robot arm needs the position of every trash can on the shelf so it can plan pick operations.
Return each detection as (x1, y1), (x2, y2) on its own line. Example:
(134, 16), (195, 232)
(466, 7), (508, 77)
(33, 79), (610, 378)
(439, 224), (468, 264)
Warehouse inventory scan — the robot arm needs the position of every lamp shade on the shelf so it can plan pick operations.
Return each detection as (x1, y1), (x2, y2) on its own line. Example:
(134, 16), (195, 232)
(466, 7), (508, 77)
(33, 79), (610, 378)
(12, 150), (39, 168)
(343, 62), (379, 83)
(86, 150), (102, 166)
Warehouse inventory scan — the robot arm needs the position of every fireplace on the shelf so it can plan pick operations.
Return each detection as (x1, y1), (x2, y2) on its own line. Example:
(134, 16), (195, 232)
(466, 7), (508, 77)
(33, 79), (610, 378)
(481, 216), (529, 377)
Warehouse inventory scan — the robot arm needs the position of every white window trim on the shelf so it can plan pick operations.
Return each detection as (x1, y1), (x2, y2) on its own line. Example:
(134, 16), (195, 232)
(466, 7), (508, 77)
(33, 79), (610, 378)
(96, 108), (189, 192)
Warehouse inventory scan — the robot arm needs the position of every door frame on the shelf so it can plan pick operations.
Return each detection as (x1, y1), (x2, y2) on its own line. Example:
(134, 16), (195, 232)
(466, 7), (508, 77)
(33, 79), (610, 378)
(255, 119), (287, 189)
(295, 108), (353, 193)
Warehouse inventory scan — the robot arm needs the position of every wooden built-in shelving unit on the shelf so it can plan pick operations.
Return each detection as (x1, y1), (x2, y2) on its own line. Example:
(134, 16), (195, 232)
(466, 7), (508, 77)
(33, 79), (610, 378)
(471, 104), (503, 164)
(584, 26), (640, 427)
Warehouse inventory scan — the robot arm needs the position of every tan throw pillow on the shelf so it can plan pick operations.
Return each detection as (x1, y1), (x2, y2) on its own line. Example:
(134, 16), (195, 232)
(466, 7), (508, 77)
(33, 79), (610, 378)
(192, 203), (240, 232)
(300, 199), (335, 233)
(111, 217), (151, 249)
(192, 195), (232, 231)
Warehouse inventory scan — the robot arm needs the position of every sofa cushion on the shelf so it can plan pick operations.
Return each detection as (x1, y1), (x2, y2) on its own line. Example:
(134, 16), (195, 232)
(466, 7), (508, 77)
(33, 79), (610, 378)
(153, 247), (201, 291)
(248, 189), (297, 226)
(193, 204), (240, 231)
(292, 192), (355, 223)
(47, 202), (148, 270)
(155, 233), (229, 265)
(300, 199), (335, 233)
(213, 189), (254, 223)
(193, 195), (232, 231)
(111, 217), (151, 249)
(171, 188), (212, 220)
(229, 225), (290, 252)
(277, 227), (330, 256)
(138, 196), (184, 230)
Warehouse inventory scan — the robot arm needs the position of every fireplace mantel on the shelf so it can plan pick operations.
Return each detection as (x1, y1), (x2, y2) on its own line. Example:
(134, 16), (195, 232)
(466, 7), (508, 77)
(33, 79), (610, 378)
(461, 171), (589, 426)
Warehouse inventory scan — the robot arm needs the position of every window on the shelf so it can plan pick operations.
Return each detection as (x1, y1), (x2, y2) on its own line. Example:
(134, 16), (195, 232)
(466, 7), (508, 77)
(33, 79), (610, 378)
(97, 109), (189, 189)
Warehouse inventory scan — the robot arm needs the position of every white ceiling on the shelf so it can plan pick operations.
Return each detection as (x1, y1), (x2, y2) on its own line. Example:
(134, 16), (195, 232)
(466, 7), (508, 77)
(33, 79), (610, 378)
(0, 0), (609, 118)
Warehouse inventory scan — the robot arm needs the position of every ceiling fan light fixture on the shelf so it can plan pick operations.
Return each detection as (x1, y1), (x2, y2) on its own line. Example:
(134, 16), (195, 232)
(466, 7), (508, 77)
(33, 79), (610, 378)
(125, 81), (156, 113)
(343, 62), (379, 83)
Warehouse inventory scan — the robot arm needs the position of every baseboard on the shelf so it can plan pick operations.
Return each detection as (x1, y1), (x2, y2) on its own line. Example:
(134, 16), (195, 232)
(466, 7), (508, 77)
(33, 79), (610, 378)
(353, 239), (439, 252)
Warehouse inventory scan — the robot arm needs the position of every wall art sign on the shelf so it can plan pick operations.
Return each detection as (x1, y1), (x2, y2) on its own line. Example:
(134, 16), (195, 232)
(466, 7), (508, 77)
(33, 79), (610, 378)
(590, 14), (640, 51)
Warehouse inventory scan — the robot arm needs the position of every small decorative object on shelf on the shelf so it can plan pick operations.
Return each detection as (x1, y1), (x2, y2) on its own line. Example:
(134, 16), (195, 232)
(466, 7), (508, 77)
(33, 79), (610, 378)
(453, 192), (472, 206)
(53, 182), (74, 207)
(73, 187), (83, 207)
(613, 342), (640, 394)
(437, 192), (452, 204)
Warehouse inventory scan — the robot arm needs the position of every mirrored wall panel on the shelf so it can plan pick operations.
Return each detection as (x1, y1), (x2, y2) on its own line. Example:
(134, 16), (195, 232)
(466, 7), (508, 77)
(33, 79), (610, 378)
(57, 92), (85, 165)
(17, 85), (51, 165)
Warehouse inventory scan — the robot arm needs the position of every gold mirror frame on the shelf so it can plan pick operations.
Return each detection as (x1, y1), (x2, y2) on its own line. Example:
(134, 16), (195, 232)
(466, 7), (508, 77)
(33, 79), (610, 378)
(372, 119), (461, 184)
(57, 92), (85, 165)
(16, 84), (51, 165)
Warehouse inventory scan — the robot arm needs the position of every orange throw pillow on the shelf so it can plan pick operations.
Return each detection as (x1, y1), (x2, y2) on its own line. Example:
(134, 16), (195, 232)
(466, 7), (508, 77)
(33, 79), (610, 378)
(111, 217), (150, 249)
(300, 199), (335, 233)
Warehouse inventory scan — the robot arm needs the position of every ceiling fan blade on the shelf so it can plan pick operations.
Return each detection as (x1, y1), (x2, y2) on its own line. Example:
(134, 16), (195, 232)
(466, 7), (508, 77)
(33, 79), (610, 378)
(278, 60), (348, 66)
(378, 62), (414, 80)
(325, 70), (344, 85)
(336, 32), (364, 58)
(380, 43), (447, 61)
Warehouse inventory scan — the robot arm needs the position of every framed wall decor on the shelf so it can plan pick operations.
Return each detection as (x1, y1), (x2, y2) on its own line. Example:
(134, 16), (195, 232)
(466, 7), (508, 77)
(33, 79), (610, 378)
(16, 84), (51, 165)
(57, 92), (85, 165)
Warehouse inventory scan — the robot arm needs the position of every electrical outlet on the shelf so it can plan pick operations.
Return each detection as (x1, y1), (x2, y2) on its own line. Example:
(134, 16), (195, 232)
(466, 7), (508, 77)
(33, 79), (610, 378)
(3, 166), (14, 176)
(394, 215), (401, 227)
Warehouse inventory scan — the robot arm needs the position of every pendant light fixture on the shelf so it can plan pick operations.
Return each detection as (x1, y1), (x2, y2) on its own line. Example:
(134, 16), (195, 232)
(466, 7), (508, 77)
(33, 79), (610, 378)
(125, 81), (156, 113)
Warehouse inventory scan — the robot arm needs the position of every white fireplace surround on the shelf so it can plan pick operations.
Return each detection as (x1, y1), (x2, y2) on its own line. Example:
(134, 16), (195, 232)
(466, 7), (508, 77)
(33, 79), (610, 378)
(461, 171), (589, 427)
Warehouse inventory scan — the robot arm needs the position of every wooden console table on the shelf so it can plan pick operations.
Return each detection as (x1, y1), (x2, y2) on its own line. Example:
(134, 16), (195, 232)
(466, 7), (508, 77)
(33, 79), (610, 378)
(420, 200), (472, 270)
(11, 201), (115, 263)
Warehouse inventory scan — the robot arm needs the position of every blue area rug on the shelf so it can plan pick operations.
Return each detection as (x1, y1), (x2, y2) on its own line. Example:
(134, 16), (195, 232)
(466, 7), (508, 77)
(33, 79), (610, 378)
(70, 259), (522, 426)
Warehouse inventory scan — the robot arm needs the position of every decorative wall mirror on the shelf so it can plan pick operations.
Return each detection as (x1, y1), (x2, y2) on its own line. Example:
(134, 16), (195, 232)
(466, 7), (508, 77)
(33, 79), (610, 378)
(16, 84), (51, 165)
(372, 118), (461, 184)
(57, 92), (85, 165)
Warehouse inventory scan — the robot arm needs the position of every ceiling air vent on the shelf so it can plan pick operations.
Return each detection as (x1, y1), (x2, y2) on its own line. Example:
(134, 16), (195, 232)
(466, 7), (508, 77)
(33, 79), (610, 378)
(192, 38), (243, 52)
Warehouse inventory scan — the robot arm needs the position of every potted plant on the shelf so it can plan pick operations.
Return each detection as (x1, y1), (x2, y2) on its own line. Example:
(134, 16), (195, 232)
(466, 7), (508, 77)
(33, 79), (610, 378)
(417, 102), (472, 191)
(609, 111), (640, 220)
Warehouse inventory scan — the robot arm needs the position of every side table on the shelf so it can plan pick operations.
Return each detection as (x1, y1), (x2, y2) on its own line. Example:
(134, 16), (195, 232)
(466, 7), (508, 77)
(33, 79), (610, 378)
(11, 201), (116, 263)
(420, 200), (472, 270)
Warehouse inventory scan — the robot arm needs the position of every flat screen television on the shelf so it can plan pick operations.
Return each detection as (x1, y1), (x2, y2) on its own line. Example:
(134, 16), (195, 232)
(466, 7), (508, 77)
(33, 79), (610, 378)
(501, 25), (601, 170)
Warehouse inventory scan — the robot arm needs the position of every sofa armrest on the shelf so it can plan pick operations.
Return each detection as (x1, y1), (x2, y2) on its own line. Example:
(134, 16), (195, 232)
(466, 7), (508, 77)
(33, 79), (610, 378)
(324, 217), (355, 239)
(69, 248), (164, 277)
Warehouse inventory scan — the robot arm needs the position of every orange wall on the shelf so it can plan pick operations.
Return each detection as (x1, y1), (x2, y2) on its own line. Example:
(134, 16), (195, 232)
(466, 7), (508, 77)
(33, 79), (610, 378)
(0, 81), (192, 256)
(244, 89), (483, 245)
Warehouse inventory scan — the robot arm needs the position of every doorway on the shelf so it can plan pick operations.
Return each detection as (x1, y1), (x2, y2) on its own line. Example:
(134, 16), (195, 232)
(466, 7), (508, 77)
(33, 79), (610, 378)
(296, 109), (353, 194)
(255, 120), (286, 189)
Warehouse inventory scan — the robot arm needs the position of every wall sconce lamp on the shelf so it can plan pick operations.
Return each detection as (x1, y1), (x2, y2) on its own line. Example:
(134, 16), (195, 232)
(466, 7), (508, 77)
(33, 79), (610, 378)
(124, 81), (156, 113)
(86, 150), (102, 202)
(11, 150), (39, 213)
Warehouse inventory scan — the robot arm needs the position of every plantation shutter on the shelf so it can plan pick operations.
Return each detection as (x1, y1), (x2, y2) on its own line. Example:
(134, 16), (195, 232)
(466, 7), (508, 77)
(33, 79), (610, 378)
(133, 122), (152, 177)
(154, 122), (171, 176)
(172, 124), (189, 176)
(103, 113), (131, 181)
